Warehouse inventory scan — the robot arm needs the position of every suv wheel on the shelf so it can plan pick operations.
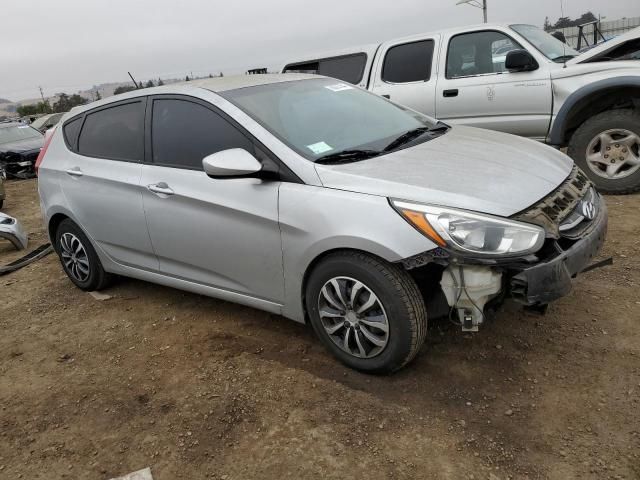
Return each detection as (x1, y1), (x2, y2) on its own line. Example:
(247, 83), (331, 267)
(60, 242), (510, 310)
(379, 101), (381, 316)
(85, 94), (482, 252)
(54, 219), (111, 291)
(568, 109), (640, 194)
(305, 251), (427, 373)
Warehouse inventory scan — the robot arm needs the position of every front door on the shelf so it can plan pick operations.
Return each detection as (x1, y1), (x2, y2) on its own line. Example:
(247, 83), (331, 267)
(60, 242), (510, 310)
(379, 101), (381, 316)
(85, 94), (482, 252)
(140, 96), (284, 302)
(435, 30), (552, 140)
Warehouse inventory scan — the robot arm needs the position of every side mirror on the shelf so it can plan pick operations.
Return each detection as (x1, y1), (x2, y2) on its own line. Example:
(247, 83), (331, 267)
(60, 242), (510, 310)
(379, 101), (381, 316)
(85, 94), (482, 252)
(202, 149), (263, 178)
(505, 49), (538, 72)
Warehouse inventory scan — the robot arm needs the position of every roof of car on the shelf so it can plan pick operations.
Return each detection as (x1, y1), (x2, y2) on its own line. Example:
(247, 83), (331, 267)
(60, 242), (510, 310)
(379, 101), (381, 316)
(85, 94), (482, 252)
(188, 73), (319, 92)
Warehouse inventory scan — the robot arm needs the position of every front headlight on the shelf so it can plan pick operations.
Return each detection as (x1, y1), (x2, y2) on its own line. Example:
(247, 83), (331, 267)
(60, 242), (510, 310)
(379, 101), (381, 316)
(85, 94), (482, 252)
(391, 200), (545, 256)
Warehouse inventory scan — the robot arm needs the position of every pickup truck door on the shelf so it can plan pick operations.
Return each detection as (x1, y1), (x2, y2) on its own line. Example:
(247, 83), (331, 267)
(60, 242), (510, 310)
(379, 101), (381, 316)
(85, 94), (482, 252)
(435, 29), (552, 140)
(369, 35), (440, 117)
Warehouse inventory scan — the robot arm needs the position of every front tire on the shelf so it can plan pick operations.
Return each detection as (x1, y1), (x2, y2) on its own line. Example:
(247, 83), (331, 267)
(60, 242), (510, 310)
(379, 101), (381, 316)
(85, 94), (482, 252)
(305, 251), (427, 374)
(568, 109), (640, 194)
(54, 219), (111, 291)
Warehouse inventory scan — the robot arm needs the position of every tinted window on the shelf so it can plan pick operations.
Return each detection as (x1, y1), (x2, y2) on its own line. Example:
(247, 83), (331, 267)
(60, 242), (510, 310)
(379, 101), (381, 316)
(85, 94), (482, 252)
(151, 99), (253, 170)
(63, 117), (82, 150)
(382, 40), (434, 83)
(447, 31), (523, 78)
(78, 101), (144, 161)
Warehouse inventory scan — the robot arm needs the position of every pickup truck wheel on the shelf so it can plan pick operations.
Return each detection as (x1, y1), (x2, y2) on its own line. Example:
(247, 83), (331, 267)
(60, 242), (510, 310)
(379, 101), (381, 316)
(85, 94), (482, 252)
(305, 251), (427, 374)
(568, 109), (640, 194)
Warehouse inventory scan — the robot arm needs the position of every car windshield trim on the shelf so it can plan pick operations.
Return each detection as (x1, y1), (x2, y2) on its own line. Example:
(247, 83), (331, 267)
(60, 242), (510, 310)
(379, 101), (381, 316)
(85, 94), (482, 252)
(220, 78), (441, 163)
(510, 24), (580, 62)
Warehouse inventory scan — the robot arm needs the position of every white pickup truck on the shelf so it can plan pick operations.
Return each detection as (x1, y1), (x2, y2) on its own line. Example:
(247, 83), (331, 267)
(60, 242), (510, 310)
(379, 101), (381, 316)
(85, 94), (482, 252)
(282, 23), (640, 194)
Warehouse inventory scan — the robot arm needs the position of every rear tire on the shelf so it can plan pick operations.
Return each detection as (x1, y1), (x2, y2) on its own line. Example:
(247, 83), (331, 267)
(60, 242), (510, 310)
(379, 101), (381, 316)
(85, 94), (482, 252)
(305, 251), (427, 374)
(54, 219), (111, 291)
(567, 109), (640, 194)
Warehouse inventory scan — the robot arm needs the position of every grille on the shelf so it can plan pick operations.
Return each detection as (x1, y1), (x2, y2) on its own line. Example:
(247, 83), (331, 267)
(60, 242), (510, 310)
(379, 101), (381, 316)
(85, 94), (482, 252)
(514, 166), (592, 238)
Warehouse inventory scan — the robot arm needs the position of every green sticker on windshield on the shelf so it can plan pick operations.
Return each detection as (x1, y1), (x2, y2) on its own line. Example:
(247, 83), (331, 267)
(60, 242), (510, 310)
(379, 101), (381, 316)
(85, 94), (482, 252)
(307, 141), (333, 155)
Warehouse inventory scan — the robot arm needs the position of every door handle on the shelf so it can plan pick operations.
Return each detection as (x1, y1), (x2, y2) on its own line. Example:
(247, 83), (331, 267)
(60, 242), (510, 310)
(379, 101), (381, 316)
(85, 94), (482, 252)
(147, 182), (175, 196)
(443, 89), (459, 98)
(65, 167), (83, 177)
(382, 94), (391, 99)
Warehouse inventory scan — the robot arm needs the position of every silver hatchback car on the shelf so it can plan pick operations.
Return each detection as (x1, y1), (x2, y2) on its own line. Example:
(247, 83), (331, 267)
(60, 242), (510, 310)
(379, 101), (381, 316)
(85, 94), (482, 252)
(38, 74), (607, 373)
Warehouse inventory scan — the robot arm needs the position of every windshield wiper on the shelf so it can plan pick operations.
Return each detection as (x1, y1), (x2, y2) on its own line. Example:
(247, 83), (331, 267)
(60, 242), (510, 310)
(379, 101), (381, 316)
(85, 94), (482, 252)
(315, 149), (382, 164)
(383, 122), (450, 152)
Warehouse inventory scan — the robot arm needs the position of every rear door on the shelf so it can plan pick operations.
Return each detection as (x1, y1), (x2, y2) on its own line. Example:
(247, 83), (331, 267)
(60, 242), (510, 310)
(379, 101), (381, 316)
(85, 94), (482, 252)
(369, 35), (440, 116)
(140, 95), (284, 302)
(58, 98), (158, 270)
(435, 29), (552, 139)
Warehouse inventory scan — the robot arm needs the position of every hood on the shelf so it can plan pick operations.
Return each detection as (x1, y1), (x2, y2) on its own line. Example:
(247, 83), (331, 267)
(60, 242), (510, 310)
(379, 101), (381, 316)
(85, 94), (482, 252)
(0, 136), (44, 156)
(314, 126), (573, 217)
(550, 59), (640, 81)
(567, 26), (640, 64)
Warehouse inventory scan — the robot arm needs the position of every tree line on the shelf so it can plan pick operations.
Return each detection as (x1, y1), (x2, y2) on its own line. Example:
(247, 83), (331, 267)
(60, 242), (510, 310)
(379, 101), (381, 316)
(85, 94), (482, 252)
(16, 93), (89, 117)
(544, 11), (598, 31)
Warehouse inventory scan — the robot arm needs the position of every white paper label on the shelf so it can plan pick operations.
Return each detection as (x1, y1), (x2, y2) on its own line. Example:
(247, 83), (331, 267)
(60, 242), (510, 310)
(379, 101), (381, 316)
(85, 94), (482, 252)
(306, 141), (333, 154)
(325, 83), (353, 92)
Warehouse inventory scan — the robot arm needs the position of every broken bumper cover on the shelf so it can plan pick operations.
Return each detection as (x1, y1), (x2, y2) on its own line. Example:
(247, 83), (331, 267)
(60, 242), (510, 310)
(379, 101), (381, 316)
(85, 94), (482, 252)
(510, 200), (608, 305)
(0, 212), (28, 250)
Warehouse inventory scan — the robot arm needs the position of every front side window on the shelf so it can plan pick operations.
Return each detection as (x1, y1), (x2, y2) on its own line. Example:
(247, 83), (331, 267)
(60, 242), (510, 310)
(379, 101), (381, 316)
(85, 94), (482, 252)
(511, 24), (579, 62)
(221, 78), (438, 161)
(447, 31), (523, 78)
(0, 125), (42, 145)
(284, 53), (367, 85)
(78, 101), (144, 161)
(382, 40), (434, 83)
(151, 98), (253, 170)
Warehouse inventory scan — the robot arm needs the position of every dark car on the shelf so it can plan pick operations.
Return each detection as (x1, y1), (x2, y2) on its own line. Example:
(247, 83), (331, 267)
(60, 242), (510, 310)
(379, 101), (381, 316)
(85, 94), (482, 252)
(0, 122), (44, 179)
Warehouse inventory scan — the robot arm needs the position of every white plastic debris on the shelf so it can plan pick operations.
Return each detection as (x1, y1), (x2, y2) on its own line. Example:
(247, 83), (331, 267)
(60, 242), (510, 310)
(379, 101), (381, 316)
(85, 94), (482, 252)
(109, 467), (154, 480)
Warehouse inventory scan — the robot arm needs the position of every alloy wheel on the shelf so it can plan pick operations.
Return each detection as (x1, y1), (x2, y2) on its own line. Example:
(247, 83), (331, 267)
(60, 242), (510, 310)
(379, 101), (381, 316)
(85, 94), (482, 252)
(60, 232), (90, 282)
(585, 128), (640, 180)
(317, 276), (390, 359)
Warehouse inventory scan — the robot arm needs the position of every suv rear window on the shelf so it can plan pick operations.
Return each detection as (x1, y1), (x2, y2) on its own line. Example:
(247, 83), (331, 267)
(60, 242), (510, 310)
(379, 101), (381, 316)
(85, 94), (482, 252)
(151, 98), (253, 170)
(382, 40), (434, 83)
(284, 53), (367, 84)
(78, 101), (144, 162)
(62, 117), (82, 150)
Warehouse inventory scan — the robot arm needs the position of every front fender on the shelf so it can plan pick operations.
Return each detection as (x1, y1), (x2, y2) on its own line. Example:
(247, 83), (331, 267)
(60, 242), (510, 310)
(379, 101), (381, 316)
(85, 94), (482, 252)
(549, 75), (640, 145)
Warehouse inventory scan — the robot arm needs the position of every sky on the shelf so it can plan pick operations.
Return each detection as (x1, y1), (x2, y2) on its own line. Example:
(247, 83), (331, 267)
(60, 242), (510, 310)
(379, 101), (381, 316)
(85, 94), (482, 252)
(2, 0), (638, 101)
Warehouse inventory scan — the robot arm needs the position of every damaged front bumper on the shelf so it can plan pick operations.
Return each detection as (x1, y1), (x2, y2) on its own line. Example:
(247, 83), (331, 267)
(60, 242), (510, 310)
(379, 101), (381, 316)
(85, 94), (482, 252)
(510, 198), (608, 305)
(0, 212), (28, 250)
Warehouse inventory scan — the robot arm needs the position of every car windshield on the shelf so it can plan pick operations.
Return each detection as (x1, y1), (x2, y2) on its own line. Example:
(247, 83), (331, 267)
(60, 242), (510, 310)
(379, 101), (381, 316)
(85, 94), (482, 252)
(511, 24), (580, 62)
(221, 78), (439, 161)
(0, 125), (42, 145)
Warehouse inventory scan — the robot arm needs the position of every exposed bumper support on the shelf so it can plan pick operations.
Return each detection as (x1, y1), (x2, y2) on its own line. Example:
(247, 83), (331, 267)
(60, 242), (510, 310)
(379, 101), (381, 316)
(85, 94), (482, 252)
(510, 200), (608, 305)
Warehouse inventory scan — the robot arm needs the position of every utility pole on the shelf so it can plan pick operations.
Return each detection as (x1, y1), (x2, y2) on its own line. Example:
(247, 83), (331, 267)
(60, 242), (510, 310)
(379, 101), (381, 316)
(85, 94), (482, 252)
(38, 86), (45, 102)
(456, 0), (487, 23)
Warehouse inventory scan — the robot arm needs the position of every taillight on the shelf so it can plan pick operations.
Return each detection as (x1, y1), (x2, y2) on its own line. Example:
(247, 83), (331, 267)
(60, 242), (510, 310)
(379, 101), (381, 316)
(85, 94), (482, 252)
(35, 127), (56, 176)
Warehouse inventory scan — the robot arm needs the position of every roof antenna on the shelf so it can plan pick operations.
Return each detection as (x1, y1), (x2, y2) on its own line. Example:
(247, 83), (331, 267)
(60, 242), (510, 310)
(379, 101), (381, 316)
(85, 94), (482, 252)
(128, 71), (141, 89)
(559, 0), (567, 68)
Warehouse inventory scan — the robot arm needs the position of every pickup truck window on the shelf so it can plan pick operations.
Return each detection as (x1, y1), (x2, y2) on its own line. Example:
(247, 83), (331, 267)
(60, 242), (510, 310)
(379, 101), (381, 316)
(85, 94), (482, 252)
(221, 78), (438, 162)
(382, 40), (434, 83)
(446, 31), (522, 79)
(283, 53), (367, 85)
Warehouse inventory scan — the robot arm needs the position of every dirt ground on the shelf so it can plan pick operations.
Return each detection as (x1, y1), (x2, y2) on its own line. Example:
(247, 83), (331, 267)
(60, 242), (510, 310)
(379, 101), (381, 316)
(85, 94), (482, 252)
(0, 179), (638, 480)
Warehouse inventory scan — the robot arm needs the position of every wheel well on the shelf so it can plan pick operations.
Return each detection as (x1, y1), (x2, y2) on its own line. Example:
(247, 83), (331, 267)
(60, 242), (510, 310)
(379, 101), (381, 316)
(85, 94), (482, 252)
(300, 248), (447, 321)
(562, 86), (640, 145)
(48, 213), (69, 243)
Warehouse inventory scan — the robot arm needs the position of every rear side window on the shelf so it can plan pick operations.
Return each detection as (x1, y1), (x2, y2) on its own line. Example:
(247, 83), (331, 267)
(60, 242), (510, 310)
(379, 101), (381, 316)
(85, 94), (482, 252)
(151, 99), (253, 170)
(382, 40), (434, 83)
(284, 53), (367, 85)
(78, 101), (144, 161)
(63, 117), (82, 150)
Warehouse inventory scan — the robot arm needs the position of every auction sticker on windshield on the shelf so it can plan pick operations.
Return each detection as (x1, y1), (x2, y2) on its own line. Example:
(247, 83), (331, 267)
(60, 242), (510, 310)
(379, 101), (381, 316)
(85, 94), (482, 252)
(325, 83), (353, 92)
(307, 141), (333, 154)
